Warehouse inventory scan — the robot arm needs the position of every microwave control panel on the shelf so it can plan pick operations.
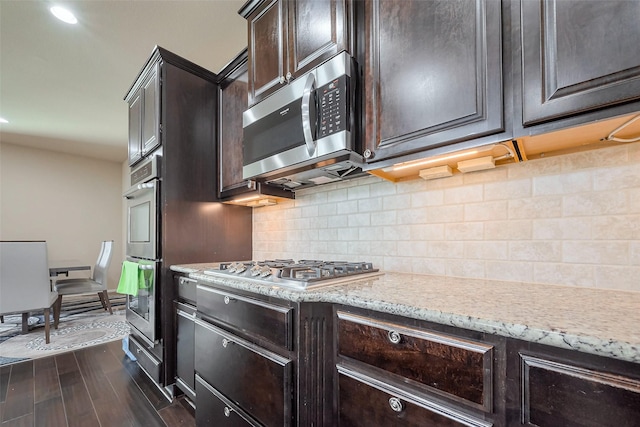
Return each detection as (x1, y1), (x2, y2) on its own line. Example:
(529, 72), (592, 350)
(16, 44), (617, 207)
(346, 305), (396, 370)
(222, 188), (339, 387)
(318, 75), (349, 139)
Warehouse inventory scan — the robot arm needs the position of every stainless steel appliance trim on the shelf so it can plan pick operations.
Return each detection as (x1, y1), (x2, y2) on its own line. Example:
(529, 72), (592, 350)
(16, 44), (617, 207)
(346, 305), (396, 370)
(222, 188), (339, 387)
(242, 130), (353, 180)
(124, 178), (159, 261)
(125, 257), (159, 344)
(301, 73), (317, 156)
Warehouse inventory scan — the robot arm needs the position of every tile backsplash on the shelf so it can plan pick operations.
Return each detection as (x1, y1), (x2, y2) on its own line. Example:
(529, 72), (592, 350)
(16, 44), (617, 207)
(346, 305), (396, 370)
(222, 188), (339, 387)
(253, 143), (640, 291)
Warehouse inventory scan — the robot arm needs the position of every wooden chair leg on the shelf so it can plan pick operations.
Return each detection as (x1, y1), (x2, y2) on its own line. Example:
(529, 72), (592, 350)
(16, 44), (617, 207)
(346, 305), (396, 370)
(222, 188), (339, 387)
(53, 295), (63, 329)
(102, 290), (113, 315)
(44, 307), (51, 344)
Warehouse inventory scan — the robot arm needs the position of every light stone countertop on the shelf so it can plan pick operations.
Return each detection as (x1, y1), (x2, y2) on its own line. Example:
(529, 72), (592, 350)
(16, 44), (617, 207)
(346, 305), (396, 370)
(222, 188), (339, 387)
(171, 263), (640, 364)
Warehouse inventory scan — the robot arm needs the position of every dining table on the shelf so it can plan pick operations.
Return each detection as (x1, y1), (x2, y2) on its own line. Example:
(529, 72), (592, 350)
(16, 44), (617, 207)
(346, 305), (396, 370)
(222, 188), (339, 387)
(49, 260), (91, 277)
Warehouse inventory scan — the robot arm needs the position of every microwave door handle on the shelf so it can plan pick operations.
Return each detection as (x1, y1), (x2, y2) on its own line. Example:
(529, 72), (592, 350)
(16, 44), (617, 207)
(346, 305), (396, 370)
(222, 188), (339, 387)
(301, 73), (316, 157)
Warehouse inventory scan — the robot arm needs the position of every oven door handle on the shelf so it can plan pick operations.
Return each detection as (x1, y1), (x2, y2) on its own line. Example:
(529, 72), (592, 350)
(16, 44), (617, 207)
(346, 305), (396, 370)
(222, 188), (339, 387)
(301, 73), (317, 157)
(123, 179), (157, 199)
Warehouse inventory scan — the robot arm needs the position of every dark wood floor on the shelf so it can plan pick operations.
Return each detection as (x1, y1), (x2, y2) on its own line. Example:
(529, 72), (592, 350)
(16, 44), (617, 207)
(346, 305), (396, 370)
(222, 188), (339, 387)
(0, 339), (195, 427)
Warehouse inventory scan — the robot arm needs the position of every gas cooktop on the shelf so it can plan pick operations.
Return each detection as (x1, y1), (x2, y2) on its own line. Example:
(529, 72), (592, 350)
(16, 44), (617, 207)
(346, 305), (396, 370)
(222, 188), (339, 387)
(202, 259), (382, 290)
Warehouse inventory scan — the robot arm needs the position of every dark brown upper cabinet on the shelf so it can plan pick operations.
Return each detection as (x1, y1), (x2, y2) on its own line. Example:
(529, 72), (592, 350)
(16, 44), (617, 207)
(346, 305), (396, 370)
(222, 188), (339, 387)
(216, 49), (294, 202)
(361, 0), (507, 167)
(240, 0), (352, 106)
(127, 62), (160, 166)
(519, 0), (640, 127)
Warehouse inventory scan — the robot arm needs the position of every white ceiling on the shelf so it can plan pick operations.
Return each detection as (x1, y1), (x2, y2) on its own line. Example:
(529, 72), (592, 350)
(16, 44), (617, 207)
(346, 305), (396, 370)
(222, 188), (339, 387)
(0, 0), (248, 162)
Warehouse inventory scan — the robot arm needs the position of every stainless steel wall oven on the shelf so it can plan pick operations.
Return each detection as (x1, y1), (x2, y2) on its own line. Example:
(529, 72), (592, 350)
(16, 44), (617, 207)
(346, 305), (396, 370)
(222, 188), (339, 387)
(124, 155), (161, 345)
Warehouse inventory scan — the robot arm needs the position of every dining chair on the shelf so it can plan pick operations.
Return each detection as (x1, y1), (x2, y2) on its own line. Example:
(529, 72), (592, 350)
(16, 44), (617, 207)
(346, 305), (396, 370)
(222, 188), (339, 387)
(53, 240), (114, 328)
(0, 240), (61, 344)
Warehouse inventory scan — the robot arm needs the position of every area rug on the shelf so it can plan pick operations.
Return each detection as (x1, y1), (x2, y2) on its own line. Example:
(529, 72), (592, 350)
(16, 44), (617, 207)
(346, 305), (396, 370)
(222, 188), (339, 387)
(0, 310), (130, 366)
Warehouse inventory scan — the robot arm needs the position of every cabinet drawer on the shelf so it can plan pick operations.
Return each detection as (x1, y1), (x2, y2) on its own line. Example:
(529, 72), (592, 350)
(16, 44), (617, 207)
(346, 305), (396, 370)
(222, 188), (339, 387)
(197, 284), (293, 349)
(521, 354), (640, 427)
(128, 335), (162, 384)
(195, 318), (293, 427)
(337, 367), (491, 427)
(337, 311), (493, 411)
(195, 374), (259, 426)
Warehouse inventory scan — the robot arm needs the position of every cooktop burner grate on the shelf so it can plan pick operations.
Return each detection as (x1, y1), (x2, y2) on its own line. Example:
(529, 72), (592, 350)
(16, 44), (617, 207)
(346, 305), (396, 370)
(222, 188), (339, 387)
(205, 259), (381, 289)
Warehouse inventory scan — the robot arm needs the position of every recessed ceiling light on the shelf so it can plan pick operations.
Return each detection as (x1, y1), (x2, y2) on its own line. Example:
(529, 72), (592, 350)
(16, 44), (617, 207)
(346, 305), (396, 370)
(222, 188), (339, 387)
(0, 117), (8, 124)
(50, 6), (78, 24)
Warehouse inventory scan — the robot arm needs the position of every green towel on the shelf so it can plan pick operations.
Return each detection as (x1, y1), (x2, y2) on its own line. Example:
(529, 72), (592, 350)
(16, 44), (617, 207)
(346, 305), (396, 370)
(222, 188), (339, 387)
(117, 261), (140, 296)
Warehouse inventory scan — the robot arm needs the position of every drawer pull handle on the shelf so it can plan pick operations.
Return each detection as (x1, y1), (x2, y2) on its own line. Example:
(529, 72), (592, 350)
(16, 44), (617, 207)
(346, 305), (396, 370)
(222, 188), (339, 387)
(387, 330), (402, 344)
(224, 406), (232, 417)
(388, 397), (404, 412)
(224, 295), (236, 305)
(222, 338), (232, 348)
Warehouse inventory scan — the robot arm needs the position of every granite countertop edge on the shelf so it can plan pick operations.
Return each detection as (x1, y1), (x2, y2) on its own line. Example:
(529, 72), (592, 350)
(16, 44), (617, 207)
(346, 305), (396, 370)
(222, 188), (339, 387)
(172, 264), (640, 364)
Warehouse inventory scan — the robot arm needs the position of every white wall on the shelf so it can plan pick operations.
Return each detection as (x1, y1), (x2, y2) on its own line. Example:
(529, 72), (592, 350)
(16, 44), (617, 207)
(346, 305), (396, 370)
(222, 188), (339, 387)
(0, 142), (124, 290)
(253, 142), (640, 292)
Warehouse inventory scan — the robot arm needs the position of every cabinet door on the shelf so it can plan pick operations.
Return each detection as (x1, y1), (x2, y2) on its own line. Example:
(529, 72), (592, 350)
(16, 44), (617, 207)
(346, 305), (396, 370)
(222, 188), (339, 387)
(219, 53), (250, 197)
(288, 0), (349, 77)
(520, 353), (640, 427)
(363, 0), (504, 164)
(141, 63), (160, 155)
(521, 0), (640, 126)
(247, 0), (288, 105)
(128, 89), (143, 165)
(176, 303), (196, 397)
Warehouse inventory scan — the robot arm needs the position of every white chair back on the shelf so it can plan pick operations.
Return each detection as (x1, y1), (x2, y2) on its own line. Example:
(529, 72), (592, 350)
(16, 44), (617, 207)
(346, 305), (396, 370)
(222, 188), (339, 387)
(92, 240), (113, 289)
(0, 240), (58, 314)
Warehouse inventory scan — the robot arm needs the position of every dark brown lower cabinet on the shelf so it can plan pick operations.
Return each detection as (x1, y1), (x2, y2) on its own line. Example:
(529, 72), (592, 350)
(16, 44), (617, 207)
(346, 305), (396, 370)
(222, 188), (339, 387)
(514, 348), (640, 427)
(194, 318), (293, 427)
(195, 374), (259, 426)
(338, 367), (492, 427)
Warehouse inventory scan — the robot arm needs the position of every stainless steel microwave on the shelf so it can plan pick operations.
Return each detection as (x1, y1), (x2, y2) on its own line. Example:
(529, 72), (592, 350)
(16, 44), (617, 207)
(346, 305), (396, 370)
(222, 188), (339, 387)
(242, 52), (364, 190)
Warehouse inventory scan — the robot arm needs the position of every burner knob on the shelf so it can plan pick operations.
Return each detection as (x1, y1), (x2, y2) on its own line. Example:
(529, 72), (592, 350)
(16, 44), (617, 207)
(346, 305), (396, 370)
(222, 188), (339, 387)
(259, 266), (272, 278)
(235, 263), (247, 274)
(227, 262), (238, 273)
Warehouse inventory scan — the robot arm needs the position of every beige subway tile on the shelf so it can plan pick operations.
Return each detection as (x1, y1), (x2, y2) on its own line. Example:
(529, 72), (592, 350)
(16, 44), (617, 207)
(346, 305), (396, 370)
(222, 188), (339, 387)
(348, 184), (371, 200)
(398, 207), (430, 224)
(464, 200), (508, 221)
(630, 188), (640, 213)
(327, 188), (349, 203)
(593, 164), (640, 191)
(327, 216), (348, 228)
(318, 228), (339, 241)
(563, 191), (627, 216)
(409, 223), (445, 240)
(301, 205), (319, 218)
(411, 189), (444, 207)
(594, 265), (640, 291)
(461, 166), (508, 185)
(337, 200), (359, 214)
(507, 156), (563, 179)
(533, 263), (595, 287)
(410, 258), (446, 276)
(371, 210), (397, 226)
(484, 219), (533, 240)
(383, 194), (412, 210)
(425, 205), (464, 223)
(396, 178), (429, 194)
(592, 215), (640, 240)
(509, 241), (562, 262)
(370, 180), (398, 197)
(445, 259), (486, 279)
(563, 241), (629, 265)
(383, 256), (414, 274)
(347, 213), (371, 228)
(398, 240), (428, 257)
(443, 184), (484, 204)
(445, 222), (484, 241)
(358, 197), (383, 212)
(485, 260), (534, 282)
(631, 242), (640, 265)
(484, 178), (532, 201)
(425, 241), (464, 258)
(533, 170), (592, 196)
(562, 145), (628, 171)
(383, 225), (412, 241)
(508, 196), (563, 219)
(318, 203), (338, 216)
(532, 218), (592, 240)
(464, 241), (508, 260)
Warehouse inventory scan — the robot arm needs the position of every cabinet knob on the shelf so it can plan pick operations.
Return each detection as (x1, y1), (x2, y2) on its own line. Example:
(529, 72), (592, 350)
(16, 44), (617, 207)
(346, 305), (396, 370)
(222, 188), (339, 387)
(363, 149), (374, 159)
(223, 406), (232, 417)
(286, 72), (292, 82)
(223, 295), (236, 305)
(279, 75), (286, 84)
(388, 397), (404, 412)
(387, 330), (402, 344)
(222, 338), (232, 348)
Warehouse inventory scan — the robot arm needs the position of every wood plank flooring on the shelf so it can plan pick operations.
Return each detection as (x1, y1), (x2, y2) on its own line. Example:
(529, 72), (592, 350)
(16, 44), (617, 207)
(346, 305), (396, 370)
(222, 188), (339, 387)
(0, 339), (195, 427)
